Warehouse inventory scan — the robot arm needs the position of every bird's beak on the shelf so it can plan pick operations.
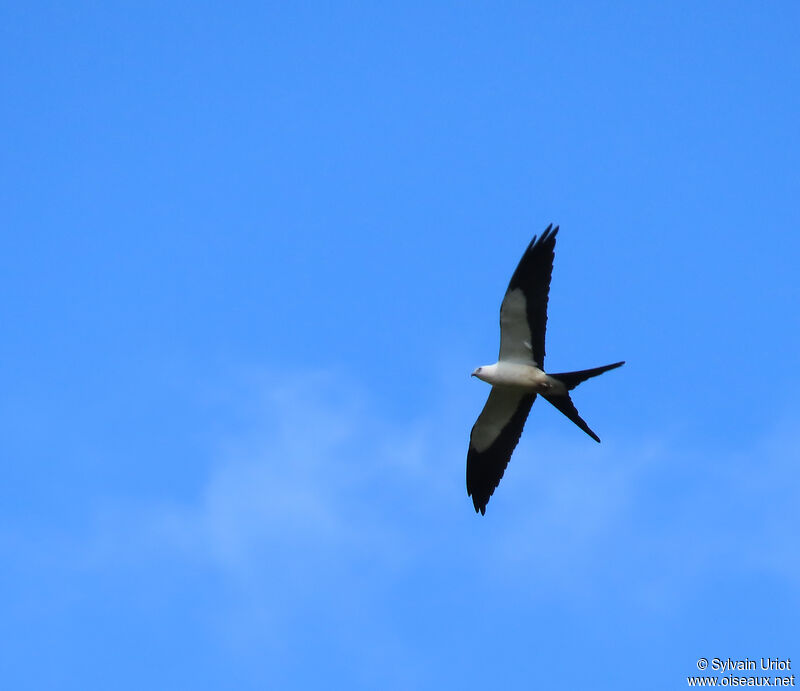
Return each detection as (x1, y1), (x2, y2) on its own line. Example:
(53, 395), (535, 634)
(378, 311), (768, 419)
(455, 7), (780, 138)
(470, 372), (476, 377)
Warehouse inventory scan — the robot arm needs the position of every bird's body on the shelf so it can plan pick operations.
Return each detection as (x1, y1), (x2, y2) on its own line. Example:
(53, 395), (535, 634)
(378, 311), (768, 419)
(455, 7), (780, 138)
(467, 225), (624, 514)
(472, 362), (564, 395)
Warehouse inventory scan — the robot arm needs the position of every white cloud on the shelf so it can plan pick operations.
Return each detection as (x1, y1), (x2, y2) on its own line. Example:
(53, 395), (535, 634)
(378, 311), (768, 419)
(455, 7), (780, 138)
(138, 372), (800, 609)
(55, 368), (799, 681)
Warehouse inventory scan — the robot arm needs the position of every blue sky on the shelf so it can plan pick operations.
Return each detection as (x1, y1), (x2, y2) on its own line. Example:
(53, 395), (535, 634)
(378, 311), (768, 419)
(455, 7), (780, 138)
(2, 2), (799, 688)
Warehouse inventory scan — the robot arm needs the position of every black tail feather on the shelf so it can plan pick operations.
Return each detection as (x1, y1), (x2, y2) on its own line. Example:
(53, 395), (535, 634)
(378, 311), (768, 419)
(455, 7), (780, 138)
(544, 360), (624, 442)
(543, 393), (601, 442)
(549, 361), (625, 391)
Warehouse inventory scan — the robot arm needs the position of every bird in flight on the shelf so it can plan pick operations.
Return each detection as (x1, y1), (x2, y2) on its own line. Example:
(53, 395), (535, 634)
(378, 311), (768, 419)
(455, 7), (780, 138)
(467, 225), (624, 514)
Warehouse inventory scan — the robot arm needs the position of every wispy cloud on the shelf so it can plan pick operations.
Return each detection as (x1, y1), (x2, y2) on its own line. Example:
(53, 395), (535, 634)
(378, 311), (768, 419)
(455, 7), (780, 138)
(30, 369), (797, 685)
(130, 371), (800, 607)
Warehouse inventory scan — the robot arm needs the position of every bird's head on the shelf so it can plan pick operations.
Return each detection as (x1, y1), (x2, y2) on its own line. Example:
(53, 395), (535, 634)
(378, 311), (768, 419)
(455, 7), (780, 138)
(472, 363), (499, 383)
(471, 365), (495, 383)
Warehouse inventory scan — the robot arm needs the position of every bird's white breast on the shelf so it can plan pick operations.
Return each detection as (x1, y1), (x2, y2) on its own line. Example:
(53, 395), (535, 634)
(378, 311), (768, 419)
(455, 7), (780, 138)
(477, 362), (549, 389)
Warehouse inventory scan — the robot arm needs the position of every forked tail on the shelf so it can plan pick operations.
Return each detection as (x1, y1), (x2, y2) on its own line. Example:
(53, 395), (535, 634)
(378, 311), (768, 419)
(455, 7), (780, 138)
(543, 361), (625, 442)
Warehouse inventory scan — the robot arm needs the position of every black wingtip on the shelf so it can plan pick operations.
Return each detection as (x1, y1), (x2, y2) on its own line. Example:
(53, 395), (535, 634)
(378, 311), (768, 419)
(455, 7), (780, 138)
(469, 491), (488, 515)
(529, 223), (559, 250)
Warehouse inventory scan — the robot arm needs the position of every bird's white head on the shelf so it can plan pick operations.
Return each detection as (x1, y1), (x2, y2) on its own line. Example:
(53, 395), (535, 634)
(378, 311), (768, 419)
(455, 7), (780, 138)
(471, 364), (496, 383)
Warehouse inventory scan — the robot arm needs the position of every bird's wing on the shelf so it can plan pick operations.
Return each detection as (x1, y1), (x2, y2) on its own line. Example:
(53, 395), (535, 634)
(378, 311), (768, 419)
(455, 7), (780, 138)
(467, 387), (536, 514)
(498, 225), (558, 367)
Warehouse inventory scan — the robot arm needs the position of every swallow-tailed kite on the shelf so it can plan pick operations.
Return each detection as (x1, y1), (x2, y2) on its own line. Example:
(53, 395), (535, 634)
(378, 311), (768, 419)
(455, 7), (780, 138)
(467, 225), (624, 514)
